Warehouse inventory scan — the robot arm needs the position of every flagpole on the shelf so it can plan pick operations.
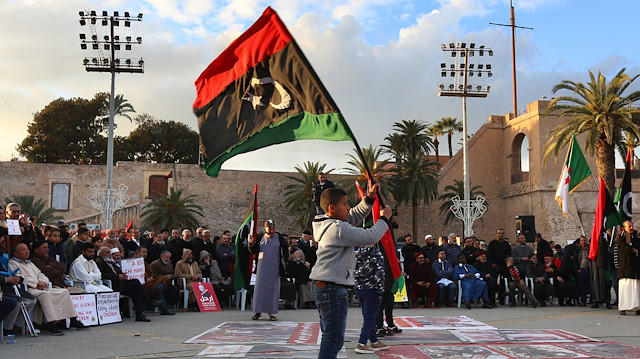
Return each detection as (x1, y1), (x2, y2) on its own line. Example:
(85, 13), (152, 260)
(352, 138), (386, 207)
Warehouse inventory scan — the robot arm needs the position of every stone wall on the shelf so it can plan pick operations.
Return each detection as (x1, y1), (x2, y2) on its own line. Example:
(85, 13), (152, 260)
(2, 100), (638, 246)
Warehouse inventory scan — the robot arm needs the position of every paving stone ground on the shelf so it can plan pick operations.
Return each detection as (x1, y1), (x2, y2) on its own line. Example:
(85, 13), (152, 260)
(2, 304), (639, 358)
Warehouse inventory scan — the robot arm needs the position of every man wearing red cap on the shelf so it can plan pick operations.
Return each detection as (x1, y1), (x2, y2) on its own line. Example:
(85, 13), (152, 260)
(407, 253), (436, 308)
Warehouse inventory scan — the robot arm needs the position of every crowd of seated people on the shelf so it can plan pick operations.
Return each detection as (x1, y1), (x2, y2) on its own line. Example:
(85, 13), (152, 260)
(401, 228), (629, 311)
(0, 202), (326, 337)
(3, 198), (638, 340)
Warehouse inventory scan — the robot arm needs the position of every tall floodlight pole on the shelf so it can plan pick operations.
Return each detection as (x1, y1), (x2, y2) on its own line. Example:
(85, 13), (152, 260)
(438, 42), (492, 237)
(79, 10), (143, 229)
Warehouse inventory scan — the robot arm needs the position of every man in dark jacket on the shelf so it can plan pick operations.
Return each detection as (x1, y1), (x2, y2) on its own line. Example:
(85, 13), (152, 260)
(535, 233), (552, 258)
(407, 253), (436, 308)
(421, 234), (440, 265)
(96, 247), (159, 321)
(311, 172), (335, 214)
(401, 234), (422, 270)
(473, 250), (499, 307)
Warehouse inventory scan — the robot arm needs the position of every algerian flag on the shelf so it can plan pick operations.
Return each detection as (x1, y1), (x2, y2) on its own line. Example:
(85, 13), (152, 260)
(555, 135), (592, 216)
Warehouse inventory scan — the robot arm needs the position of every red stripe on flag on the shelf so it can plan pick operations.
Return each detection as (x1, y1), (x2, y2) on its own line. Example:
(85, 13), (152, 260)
(125, 218), (134, 233)
(193, 7), (294, 109)
(355, 180), (402, 282)
(589, 177), (606, 260)
(355, 181), (366, 199)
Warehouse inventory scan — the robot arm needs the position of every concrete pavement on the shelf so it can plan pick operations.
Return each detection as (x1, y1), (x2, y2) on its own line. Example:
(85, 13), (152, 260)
(2, 304), (639, 358)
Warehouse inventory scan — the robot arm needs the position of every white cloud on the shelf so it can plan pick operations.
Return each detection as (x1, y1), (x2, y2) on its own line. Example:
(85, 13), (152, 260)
(1, 0), (639, 173)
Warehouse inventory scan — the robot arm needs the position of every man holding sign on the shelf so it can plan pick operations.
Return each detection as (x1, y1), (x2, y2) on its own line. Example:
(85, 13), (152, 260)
(96, 247), (158, 322)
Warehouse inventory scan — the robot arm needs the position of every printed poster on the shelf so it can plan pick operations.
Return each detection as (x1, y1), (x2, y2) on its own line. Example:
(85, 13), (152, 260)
(197, 345), (346, 358)
(187, 322), (321, 345)
(121, 257), (146, 284)
(394, 282), (409, 302)
(96, 291), (122, 324)
(7, 219), (20, 235)
(192, 282), (221, 312)
(71, 294), (98, 326)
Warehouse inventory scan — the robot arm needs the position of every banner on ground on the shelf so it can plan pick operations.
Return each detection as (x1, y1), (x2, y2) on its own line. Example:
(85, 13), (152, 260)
(97, 291), (122, 324)
(121, 257), (146, 284)
(192, 282), (221, 312)
(71, 294), (99, 326)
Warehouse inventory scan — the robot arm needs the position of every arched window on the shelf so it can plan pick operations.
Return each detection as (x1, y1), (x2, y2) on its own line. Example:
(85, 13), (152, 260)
(511, 133), (530, 183)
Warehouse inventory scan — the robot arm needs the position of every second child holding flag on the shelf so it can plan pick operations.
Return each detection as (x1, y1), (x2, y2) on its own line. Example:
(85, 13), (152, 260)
(310, 182), (391, 359)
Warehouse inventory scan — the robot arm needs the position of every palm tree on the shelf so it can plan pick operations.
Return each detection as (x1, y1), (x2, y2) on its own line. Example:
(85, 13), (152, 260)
(543, 68), (640, 196)
(384, 119), (434, 160)
(283, 162), (332, 231)
(4, 194), (63, 224)
(618, 130), (640, 167)
(438, 179), (488, 229)
(388, 156), (439, 237)
(427, 123), (444, 163)
(103, 94), (136, 123)
(339, 145), (389, 203)
(141, 188), (203, 231)
(384, 119), (439, 237)
(436, 117), (462, 158)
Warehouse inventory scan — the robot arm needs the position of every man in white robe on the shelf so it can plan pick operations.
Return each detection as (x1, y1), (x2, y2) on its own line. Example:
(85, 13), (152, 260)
(9, 243), (87, 335)
(69, 242), (112, 293)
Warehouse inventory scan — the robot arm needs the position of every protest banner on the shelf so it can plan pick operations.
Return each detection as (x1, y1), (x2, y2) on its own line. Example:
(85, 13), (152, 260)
(192, 282), (221, 312)
(97, 292), (122, 324)
(6, 219), (20, 235)
(121, 257), (145, 284)
(71, 294), (98, 326)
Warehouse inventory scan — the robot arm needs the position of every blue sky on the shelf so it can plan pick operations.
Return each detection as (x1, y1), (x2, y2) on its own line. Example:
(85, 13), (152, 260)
(1, 0), (639, 174)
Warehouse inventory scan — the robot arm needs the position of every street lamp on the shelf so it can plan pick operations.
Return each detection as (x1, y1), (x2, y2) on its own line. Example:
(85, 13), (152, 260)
(438, 41), (492, 237)
(79, 10), (143, 230)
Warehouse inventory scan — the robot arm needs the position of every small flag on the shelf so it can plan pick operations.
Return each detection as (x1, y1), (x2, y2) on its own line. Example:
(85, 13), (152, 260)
(194, 7), (356, 177)
(125, 218), (134, 233)
(354, 181), (404, 294)
(164, 171), (173, 179)
(589, 177), (622, 260)
(615, 149), (632, 222)
(233, 184), (258, 290)
(555, 135), (592, 216)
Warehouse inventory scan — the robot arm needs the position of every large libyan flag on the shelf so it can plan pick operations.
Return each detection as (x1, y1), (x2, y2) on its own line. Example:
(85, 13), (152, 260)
(194, 7), (355, 177)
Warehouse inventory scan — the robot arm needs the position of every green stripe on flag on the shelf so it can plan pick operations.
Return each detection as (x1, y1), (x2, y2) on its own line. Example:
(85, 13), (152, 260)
(233, 212), (254, 291)
(204, 112), (354, 177)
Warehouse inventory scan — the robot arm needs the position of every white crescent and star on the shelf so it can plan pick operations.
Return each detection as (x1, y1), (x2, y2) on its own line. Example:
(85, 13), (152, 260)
(242, 77), (292, 110)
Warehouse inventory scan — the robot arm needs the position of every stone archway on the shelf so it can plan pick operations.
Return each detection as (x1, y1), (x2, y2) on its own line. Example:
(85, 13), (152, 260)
(511, 133), (530, 183)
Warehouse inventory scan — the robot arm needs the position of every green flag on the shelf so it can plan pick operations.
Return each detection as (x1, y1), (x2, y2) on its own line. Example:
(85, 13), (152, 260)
(555, 135), (592, 216)
(233, 185), (257, 291)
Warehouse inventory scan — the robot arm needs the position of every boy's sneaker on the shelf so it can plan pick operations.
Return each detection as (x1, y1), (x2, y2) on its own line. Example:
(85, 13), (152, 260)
(355, 344), (375, 354)
(389, 326), (403, 334)
(370, 341), (390, 351)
